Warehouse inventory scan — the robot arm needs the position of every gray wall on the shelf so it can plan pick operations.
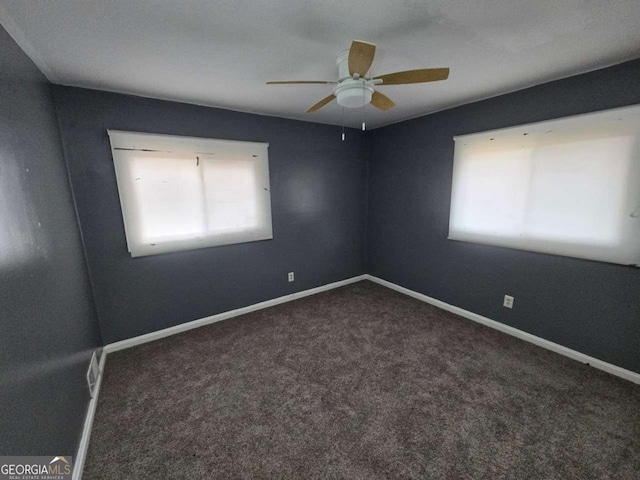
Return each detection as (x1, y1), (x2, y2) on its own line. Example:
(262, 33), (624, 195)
(368, 59), (640, 374)
(0, 26), (102, 455)
(53, 86), (369, 344)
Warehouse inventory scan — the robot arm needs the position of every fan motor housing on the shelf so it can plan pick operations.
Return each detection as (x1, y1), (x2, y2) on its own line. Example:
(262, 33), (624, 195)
(336, 49), (352, 81)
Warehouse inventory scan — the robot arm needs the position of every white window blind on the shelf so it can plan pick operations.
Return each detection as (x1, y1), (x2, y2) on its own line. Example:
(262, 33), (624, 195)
(108, 131), (272, 257)
(449, 105), (640, 266)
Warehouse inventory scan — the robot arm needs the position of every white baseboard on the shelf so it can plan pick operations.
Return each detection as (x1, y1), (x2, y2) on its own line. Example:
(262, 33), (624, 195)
(364, 275), (640, 385)
(104, 275), (368, 354)
(73, 350), (107, 480)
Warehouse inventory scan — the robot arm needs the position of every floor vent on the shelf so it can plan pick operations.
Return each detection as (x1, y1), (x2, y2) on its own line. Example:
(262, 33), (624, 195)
(86, 351), (100, 397)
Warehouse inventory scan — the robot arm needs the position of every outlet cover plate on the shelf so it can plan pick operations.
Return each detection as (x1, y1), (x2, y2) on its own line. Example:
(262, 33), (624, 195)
(503, 295), (514, 309)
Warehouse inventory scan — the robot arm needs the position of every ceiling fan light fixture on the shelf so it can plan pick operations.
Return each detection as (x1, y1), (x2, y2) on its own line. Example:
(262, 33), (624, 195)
(335, 83), (373, 108)
(267, 40), (450, 115)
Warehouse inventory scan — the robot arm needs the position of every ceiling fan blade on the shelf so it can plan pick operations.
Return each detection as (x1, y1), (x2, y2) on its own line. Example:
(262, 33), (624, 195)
(370, 91), (395, 111)
(348, 40), (376, 77)
(266, 81), (337, 85)
(374, 68), (449, 85)
(306, 94), (336, 113)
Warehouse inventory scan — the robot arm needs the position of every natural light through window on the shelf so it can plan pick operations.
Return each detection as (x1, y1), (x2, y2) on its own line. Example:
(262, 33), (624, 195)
(108, 131), (272, 257)
(449, 105), (640, 266)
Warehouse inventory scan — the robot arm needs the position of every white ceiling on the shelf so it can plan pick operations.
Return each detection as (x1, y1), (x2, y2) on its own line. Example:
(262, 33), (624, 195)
(1, 0), (639, 129)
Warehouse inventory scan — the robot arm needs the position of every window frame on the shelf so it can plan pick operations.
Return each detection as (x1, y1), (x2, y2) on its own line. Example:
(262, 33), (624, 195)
(108, 130), (273, 258)
(448, 105), (640, 267)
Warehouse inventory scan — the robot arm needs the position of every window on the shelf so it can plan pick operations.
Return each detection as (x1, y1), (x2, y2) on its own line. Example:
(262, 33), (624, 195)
(448, 105), (640, 266)
(108, 131), (272, 257)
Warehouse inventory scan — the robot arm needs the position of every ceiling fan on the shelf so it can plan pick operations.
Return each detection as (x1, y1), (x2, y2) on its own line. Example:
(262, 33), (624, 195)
(267, 40), (450, 114)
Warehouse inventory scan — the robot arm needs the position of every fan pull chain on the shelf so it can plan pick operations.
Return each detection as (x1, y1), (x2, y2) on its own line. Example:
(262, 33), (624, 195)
(361, 85), (366, 131)
(341, 107), (346, 141)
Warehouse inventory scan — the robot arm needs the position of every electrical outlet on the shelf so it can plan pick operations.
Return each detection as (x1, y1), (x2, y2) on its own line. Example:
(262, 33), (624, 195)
(503, 295), (514, 309)
(288, 272), (294, 282)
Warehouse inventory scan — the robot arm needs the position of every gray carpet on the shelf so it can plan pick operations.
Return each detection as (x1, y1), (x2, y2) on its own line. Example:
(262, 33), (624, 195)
(84, 281), (640, 479)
